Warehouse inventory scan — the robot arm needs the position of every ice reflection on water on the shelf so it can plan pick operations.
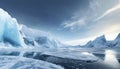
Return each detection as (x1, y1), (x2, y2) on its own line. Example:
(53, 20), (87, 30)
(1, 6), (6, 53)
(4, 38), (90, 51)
(104, 50), (120, 68)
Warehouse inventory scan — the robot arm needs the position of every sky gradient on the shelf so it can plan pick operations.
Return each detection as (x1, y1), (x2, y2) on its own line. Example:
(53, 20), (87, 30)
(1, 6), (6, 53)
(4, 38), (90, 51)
(0, 0), (120, 45)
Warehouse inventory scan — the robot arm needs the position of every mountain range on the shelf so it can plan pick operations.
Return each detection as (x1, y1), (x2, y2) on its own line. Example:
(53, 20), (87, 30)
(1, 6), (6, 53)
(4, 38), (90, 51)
(83, 33), (120, 48)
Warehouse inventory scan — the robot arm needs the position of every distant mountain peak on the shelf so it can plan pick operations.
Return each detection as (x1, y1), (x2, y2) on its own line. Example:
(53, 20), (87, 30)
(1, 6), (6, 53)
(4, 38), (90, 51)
(99, 35), (105, 39)
(94, 35), (106, 42)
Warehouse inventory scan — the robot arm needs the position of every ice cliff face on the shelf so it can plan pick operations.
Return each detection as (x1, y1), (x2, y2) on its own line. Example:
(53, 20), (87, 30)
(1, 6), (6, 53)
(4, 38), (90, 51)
(0, 8), (24, 47)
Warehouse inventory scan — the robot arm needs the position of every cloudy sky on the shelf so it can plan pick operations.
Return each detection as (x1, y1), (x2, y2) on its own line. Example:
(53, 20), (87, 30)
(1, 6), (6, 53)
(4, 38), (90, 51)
(0, 0), (120, 45)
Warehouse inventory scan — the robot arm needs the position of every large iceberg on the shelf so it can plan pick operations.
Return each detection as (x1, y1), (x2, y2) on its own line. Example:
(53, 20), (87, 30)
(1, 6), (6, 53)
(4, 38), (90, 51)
(0, 8), (24, 47)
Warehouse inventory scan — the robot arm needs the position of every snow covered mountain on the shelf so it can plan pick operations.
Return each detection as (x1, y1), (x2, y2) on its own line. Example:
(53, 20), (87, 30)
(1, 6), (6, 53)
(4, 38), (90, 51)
(0, 8), (63, 48)
(84, 35), (107, 48)
(84, 33), (120, 48)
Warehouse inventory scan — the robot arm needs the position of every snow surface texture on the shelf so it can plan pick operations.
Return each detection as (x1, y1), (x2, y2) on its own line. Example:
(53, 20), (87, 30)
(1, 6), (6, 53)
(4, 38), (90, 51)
(0, 56), (64, 69)
(0, 8), (24, 47)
